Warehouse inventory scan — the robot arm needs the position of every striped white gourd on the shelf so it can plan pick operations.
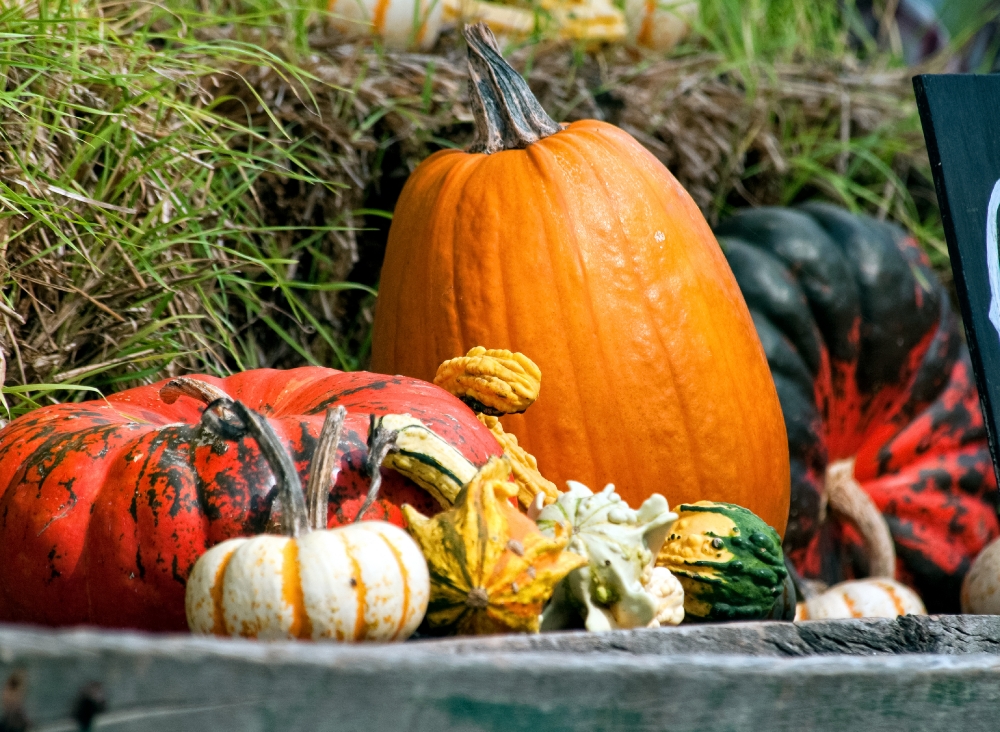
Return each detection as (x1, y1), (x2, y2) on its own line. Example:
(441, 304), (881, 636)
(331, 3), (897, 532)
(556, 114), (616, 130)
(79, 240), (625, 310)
(187, 522), (428, 641)
(185, 402), (429, 642)
(796, 578), (925, 621)
(444, 0), (626, 44)
(328, 0), (443, 50)
(624, 0), (695, 51)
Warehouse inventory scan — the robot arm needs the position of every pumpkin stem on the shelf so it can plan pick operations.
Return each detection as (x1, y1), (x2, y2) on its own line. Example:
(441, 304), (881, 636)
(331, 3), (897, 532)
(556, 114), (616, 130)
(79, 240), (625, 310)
(201, 398), (311, 539)
(464, 23), (560, 154)
(823, 458), (896, 578)
(160, 377), (229, 405)
(353, 414), (399, 523)
(305, 406), (347, 531)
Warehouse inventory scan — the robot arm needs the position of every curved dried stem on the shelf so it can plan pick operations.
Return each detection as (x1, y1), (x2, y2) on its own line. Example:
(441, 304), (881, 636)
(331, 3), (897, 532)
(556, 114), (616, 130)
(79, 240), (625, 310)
(305, 406), (347, 531)
(160, 377), (229, 406)
(200, 398), (310, 539)
(825, 457), (896, 578)
(464, 23), (560, 154)
(353, 414), (399, 523)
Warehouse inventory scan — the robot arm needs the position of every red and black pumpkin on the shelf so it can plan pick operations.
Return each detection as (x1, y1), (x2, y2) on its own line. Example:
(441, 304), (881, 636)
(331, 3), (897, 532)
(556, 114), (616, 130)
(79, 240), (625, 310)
(717, 203), (999, 612)
(0, 368), (501, 630)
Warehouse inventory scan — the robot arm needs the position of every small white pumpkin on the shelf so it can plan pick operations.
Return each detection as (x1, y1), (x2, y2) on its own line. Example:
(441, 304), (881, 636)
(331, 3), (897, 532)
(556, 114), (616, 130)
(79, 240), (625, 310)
(328, 0), (443, 50)
(444, 0), (626, 44)
(624, 0), (696, 52)
(187, 522), (428, 641)
(185, 403), (429, 641)
(961, 535), (1000, 614)
(796, 578), (925, 621)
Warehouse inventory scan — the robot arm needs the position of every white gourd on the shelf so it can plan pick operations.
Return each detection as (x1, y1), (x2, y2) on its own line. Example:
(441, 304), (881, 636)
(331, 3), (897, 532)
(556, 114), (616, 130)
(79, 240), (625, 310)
(185, 402), (429, 642)
(961, 536), (1000, 614)
(537, 481), (679, 631)
(443, 0), (627, 44)
(796, 578), (925, 621)
(624, 0), (696, 51)
(328, 0), (444, 50)
(187, 522), (428, 641)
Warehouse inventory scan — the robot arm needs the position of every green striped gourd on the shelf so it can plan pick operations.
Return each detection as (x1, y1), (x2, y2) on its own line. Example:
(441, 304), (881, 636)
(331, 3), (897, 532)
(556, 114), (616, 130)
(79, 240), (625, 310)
(657, 501), (786, 621)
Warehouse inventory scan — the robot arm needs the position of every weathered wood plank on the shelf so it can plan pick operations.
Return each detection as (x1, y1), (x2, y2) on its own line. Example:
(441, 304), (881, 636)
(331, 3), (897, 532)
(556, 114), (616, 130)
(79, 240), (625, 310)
(420, 614), (1000, 657)
(2, 618), (1000, 731)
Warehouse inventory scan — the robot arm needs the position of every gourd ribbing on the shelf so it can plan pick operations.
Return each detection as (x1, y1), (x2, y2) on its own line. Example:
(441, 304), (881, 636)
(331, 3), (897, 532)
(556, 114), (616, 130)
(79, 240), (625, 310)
(464, 23), (560, 154)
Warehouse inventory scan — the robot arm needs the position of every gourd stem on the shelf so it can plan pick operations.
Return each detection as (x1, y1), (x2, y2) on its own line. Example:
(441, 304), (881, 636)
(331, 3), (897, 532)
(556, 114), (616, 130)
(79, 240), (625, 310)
(353, 414), (399, 523)
(201, 399), (311, 538)
(824, 458), (896, 578)
(464, 23), (560, 154)
(160, 377), (229, 405)
(305, 406), (347, 531)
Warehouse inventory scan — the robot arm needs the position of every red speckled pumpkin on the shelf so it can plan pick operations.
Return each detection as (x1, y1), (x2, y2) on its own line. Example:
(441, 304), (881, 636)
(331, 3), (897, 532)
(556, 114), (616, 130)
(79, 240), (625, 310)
(718, 203), (999, 612)
(0, 367), (501, 630)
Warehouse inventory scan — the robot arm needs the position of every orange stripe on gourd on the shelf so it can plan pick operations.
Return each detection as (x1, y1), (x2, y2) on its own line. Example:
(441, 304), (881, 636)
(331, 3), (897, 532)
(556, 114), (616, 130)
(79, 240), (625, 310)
(378, 530), (412, 641)
(637, 0), (656, 47)
(282, 541), (313, 639)
(372, 0), (391, 32)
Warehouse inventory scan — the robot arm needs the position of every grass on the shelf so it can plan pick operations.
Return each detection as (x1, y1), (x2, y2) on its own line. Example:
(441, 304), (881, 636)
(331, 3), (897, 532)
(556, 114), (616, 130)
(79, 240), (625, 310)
(695, 0), (951, 267)
(0, 0), (373, 418)
(0, 0), (969, 416)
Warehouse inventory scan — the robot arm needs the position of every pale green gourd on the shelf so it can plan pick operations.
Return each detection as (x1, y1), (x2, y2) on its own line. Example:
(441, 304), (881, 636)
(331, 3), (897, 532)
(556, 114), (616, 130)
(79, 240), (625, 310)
(537, 481), (680, 631)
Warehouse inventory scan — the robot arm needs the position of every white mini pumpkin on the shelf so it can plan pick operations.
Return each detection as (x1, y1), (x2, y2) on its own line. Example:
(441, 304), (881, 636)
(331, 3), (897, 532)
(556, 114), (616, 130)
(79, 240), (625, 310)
(187, 522), (428, 641)
(624, 0), (696, 52)
(328, 0), (443, 50)
(185, 403), (429, 642)
(961, 536), (1000, 614)
(444, 0), (626, 44)
(796, 578), (925, 621)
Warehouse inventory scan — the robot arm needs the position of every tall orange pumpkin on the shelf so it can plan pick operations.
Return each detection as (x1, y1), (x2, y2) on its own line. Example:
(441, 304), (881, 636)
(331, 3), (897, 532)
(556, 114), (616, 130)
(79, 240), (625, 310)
(371, 24), (790, 535)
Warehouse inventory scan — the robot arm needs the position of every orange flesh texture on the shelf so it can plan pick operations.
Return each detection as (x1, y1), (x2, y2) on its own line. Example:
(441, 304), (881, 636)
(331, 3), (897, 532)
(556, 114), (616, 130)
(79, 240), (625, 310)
(371, 120), (790, 536)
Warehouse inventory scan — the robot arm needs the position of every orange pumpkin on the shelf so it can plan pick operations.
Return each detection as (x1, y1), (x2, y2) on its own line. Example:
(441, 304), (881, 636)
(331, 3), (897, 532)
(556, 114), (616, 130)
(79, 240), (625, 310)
(370, 24), (790, 535)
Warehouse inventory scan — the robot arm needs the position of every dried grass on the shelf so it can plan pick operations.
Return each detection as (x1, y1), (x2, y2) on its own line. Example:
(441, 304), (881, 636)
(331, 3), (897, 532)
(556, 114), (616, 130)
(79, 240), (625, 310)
(0, 2), (936, 414)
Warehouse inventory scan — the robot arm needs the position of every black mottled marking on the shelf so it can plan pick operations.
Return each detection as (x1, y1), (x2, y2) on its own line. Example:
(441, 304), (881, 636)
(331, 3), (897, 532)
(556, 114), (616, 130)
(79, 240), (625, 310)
(46, 546), (60, 582)
(171, 555), (186, 586)
(308, 378), (396, 412)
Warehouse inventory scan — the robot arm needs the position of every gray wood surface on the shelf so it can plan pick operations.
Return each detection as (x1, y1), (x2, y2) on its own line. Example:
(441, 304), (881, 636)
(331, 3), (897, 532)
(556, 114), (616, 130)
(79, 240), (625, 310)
(422, 613), (1000, 656)
(2, 617), (1000, 731)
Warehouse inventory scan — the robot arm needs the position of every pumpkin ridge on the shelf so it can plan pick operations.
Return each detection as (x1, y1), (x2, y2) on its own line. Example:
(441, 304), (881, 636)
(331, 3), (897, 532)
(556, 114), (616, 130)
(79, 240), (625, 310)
(444, 154), (488, 368)
(520, 138), (605, 482)
(560, 135), (644, 487)
(573, 130), (701, 496)
(561, 127), (701, 497)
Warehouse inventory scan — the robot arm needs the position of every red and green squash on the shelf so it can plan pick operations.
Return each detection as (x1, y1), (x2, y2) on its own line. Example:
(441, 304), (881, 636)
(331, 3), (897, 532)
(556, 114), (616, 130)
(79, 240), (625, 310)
(0, 367), (501, 630)
(717, 203), (999, 612)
